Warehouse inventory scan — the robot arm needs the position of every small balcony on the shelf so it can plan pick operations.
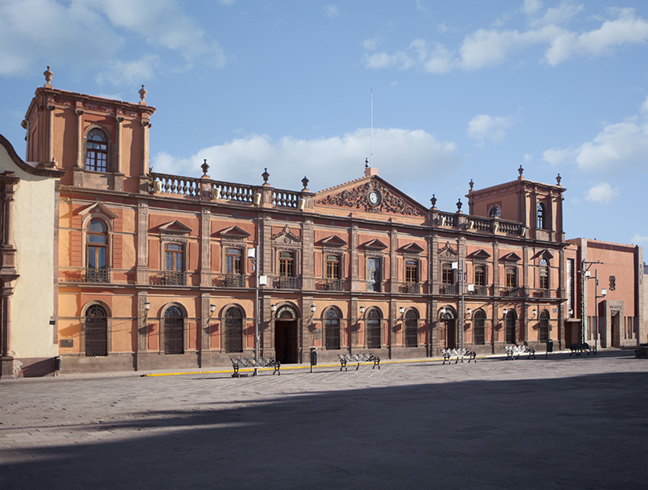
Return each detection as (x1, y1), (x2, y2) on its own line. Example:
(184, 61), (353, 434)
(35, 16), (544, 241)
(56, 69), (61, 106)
(471, 285), (490, 296)
(276, 276), (300, 289)
(86, 267), (110, 283)
(400, 282), (421, 294)
(438, 284), (459, 295)
(163, 271), (187, 286)
(316, 279), (344, 291)
(213, 273), (248, 288)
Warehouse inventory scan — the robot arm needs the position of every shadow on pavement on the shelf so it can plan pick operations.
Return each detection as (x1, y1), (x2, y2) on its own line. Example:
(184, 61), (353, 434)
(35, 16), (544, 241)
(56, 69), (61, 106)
(1, 371), (646, 490)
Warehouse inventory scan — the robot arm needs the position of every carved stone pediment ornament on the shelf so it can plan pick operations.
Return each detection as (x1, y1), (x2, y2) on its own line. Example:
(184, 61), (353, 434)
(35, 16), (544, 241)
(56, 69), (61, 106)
(317, 181), (423, 217)
(438, 242), (458, 258)
(272, 225), (301, 244)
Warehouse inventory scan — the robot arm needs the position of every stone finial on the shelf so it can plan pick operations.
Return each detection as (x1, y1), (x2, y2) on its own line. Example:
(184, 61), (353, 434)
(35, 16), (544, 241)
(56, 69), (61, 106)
(301, 176), (309, 191)
(469, 179), (474, 191)
(430, 194), (437, 209)
(262, 168), (270, 185)
(518, 165), (524, 178)
(556, 173), (562, 186)
(44, 66), (53, 88)
(139, 85), (148, 105)
(201, 159), (209, 177)
(456, 198), (463, 213)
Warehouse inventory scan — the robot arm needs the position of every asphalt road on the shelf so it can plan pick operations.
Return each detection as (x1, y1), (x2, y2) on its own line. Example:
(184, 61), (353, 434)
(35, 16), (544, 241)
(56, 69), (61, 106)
(1, 351), (646, 489)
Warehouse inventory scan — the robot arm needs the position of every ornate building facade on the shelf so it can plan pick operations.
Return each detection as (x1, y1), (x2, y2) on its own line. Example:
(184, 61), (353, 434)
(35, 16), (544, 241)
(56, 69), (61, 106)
(0, 73), (644, 377)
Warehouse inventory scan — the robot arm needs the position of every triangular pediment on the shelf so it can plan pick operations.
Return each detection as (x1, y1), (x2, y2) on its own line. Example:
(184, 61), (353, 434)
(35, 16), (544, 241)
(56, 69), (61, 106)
(159, 220), (192, 235)
(320, 235), (347, 247)
(363, 239), (388, 250)
(439, 242), (458, 258)
(219, 226), (250, 239)
(500, 252), (522, 262)
(536, 249), (554, 261)
(78, 202), (118, 220)
(315, 177), (426, 218)
(469, 249), (491, 260)
(400, 243), (424, 254)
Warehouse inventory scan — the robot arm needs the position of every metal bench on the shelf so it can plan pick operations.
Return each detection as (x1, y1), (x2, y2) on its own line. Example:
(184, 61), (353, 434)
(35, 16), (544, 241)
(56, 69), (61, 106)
(504, 344), (536, 360)
(442, 348), (476, 364)
(338, 353), (380, 371)
(568, 343), (596, 356)
(231, 356), (280, 377)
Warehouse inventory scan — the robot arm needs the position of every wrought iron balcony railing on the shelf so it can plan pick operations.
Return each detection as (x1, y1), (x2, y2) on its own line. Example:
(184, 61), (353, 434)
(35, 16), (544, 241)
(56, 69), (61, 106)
(276, 276), (300, 289)
(86, 268), (110, 283)
(163, 271), (187, 286)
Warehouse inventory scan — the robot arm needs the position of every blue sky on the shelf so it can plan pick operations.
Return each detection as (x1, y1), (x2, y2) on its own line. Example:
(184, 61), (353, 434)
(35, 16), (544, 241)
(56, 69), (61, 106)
(1, 0), (647, 247)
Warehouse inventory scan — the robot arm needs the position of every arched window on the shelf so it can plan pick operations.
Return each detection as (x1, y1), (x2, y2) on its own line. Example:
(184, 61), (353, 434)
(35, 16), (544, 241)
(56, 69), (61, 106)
(505, 310), (517, 344)
(473, 309), (486, 345)
(85, 304), (108, 356)
(224, 307), (243, 353)
(540, 259), (549, 290)
(324, 308), (341, 350)
(87, 219), (108, 282)
(405, 309), (419, 348)
(539, 310), (550, 342)
(164, 306), (184, 354)
(86, 128), (108, 172)
(366, 308), (382, 349)
(537, 202), (545, 229)
(489, 205), (501, 218)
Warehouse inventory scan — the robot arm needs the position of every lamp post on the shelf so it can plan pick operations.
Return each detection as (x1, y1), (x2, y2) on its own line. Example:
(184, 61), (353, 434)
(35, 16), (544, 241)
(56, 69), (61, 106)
(580, 260), (602, 344)
(594, 269), (607, 351)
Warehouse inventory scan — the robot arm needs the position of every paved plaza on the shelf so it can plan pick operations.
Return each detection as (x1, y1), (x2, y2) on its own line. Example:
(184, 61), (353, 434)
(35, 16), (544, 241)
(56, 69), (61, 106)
(1, 351), (646, 489)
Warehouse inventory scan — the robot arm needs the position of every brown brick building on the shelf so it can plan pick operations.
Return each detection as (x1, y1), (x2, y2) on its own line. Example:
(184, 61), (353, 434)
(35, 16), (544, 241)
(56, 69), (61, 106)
(0, 73), (644, 376)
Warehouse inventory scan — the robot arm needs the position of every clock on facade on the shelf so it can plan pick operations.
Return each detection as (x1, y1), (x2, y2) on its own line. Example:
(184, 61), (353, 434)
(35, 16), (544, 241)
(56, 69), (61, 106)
(368, 190), (381, 206)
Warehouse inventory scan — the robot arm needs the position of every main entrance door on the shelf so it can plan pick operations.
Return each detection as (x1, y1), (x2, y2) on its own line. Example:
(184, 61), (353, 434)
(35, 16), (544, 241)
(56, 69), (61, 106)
(275, 320), (298, 364)
(444, 320), (456, 349)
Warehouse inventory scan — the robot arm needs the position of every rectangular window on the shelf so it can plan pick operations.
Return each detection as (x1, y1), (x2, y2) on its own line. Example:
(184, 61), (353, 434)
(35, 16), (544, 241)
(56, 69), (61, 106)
(442, 263), (453, 284)
(506, 267), (517, 288)
(279, 251), (294, 277)
(405, 260), (418, 283)
(226, 248), (242, 275)
(165, 243), (183, 271)
(474, 265), (485, 286)
(326, 255), (340, 279)
(367, 257), (381, 292)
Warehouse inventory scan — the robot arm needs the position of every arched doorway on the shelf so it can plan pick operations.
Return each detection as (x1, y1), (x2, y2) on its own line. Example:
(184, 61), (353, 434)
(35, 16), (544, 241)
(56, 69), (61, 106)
(164, 306), (184, 354)
(439, 307), (456, 349)
(85, 304), (108, 356)
(275, 305), (298, 364)
(539, 310), (550, 342)
(324, 307), (341, 350)
(473, 309), (486, 345)
(505, 310), (517, 344)
(405, 309), (419, 348)
(224, 307), (243, 353)
(366, 307), (382, 349)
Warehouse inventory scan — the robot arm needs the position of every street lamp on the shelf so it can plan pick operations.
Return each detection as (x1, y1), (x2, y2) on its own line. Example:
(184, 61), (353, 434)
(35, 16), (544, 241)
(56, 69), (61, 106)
(359, 305), (365, 315)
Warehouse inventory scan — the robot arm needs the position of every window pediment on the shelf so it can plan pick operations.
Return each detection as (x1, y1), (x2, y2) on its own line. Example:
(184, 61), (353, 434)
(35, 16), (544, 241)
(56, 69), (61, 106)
(78, 202), (118, 220)
(159, 220), (192, 235)
(438, 242), (458, 258)
(272, 225), (301, 244)
(363, 239), (387, 250)
(218, 226), (250, 239)
(468, 249), (491, 260)
(400, 243), (424, 254)
(500, 252), (522, 262)
(320, 235), (347, 247)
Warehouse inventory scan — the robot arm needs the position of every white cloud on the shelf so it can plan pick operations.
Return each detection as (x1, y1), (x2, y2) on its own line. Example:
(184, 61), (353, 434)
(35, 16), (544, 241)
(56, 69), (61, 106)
(585, 183), (619, 203)
(641, 96), (648, 115)
(324, 4), (339, 19)
(631, 234), (648, 246)
(96, 54), (161, 86)
(467, 114), (512, 143)
(524, 153), (533, 163)
(575, 121), (648, 172)
(364, 7), (648, 73)
(362, 37), (379, 50)
(0, 0), (225, 79)
(522, 0), (543, 17)
(151, 128), (459, 193)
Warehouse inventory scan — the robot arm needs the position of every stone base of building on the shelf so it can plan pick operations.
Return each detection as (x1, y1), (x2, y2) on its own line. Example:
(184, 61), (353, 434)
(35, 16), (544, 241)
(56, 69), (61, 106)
(57, 353), (136, 374)
(136, 351), (200, 371)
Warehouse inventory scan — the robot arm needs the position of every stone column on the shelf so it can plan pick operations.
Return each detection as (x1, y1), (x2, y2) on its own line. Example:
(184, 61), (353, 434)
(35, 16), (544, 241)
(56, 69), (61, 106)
(46, 105), (55, 165)
(136, 200), (149, 284)
(350, 222), (360, 291)
(302, 219), (314, 290)
(75, 108), (84, 168)
(200, 207), (211, 287)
